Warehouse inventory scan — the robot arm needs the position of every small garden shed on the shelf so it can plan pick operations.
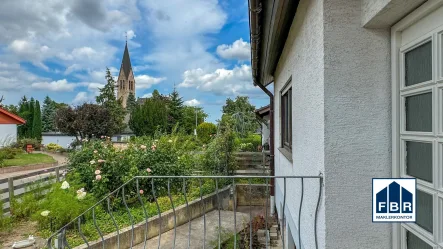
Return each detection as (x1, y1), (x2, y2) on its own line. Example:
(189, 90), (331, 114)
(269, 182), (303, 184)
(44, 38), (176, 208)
(0, 108), (26, 147)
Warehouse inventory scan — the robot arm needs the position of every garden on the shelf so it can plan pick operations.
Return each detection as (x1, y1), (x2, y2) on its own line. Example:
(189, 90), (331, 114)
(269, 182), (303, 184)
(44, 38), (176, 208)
(0, 139), (56, 167)
(0, 118), (259, 247)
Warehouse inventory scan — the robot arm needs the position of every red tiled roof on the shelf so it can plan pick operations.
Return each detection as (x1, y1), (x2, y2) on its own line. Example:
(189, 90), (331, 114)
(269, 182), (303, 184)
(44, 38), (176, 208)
(0, 107), (26, 124)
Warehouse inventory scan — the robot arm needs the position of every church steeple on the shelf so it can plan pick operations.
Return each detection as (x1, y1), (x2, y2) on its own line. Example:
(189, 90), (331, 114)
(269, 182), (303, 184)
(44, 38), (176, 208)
(117, 42), (135, 108)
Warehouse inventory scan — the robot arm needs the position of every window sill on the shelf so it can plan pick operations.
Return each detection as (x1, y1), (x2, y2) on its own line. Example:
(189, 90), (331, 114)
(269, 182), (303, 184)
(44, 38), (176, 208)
(278, 147), (293, 163)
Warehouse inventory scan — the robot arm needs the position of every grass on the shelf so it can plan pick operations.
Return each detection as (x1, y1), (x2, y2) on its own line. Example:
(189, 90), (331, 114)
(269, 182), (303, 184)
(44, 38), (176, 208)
(2, 153), (56, 167)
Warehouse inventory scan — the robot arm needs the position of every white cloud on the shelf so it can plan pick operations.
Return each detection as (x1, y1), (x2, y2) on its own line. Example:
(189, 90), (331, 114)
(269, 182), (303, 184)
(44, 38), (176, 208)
(184, 99), (201, 106)
(141, 0), (227, 74)
(0, 62), (44, 92)
(216, 38), (251, 61)
(141, 93), (152, 98)
(126, 30), (136, 40)
(179, 64), (259, 96)
(32, 79), (76, 92)
(72, 92), (90, 104)
(135, 75), (166, 89)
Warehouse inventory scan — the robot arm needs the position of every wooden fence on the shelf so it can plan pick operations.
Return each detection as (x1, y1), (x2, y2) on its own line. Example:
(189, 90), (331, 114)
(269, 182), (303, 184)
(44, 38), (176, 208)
(0, 165), (67, 215)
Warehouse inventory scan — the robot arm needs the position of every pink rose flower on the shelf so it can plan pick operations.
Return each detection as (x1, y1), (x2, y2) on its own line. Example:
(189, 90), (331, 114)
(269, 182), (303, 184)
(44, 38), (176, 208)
(139, 189), (144, 194)
(93, 150), (98, 154)
(146, 168), (152, 173)
(140, 145), (147, 150)
(98, 159), (105, 163)
(151, 145), (156, 151)
(95, 169), (101, 175)
(96, 175), (102, 181)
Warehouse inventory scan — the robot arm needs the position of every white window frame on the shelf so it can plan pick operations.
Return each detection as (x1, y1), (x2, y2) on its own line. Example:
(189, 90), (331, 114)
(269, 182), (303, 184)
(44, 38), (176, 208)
(392, 1), (443, 249)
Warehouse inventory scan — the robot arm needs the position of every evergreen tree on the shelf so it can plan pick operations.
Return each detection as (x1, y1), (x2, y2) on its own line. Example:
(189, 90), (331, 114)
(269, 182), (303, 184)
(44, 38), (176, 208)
(129, 98), (168, 136)
(222, 96), (258, 137)
(96, 68), (126, 135)
(126, 92), (137, 112)
(42, 96), (56, 132)
(26, 98), (35, 138)
(17, 96), (29, 138)
(33, 100), (42, 140)
(168, 87), (184, 131)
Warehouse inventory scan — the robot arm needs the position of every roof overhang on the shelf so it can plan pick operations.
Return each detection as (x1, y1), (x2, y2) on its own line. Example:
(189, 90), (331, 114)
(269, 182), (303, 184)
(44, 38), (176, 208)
(249, 0), (299, 86)
(255, 105), (270, 117)
(0, 108), (26, 124)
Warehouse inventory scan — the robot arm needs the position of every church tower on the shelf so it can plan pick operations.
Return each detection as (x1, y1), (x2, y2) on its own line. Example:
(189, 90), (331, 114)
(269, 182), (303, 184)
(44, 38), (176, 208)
(116, 42), (135, 108)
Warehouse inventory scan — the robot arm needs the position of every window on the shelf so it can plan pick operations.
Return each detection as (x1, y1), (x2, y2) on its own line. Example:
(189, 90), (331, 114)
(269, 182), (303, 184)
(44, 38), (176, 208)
(281, 79), (292, 151)
(392, 4), (443, 247)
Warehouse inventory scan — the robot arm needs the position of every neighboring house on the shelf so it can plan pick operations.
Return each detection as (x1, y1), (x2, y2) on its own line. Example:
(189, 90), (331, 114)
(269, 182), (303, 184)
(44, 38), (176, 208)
(256, 105), (270, 148)
(249, 0), (441, 249)
(0, 108), (25, 147)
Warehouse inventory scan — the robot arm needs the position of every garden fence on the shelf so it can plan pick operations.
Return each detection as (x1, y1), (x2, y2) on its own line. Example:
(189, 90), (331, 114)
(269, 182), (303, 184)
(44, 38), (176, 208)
(0, 165), (67, 215)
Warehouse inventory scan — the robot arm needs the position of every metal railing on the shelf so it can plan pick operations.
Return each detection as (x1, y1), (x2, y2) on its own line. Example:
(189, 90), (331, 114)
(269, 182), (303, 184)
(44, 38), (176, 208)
(46, 175), (323, 249)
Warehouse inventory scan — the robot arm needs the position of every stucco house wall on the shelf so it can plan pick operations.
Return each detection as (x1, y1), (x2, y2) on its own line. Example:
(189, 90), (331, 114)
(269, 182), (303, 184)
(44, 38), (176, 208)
(0, 124), (18, 147)
(323, 0), (392, 248)
(271, 0), (405, 248)
(272, 0), (325, 248)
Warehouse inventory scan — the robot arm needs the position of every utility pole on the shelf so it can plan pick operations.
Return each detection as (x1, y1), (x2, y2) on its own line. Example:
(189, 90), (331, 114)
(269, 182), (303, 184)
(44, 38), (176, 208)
(194, 106), (197, 136)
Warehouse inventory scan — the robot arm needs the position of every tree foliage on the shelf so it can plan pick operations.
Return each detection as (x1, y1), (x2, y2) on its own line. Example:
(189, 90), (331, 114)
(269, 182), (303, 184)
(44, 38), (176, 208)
(222, 96), (258, 137)
(197, 122), (217, 144)
(168, 87), (184, 131)
(32, 100), (42, 140)
(95, 68), (126, 134)
(126, 92), (137, 113)
(41, 96), (67, 132)
(129, 98), (168, 136)
(181, 106), (207, 134)
(54, 103), (115, 141)
(16, 96), (42, 140)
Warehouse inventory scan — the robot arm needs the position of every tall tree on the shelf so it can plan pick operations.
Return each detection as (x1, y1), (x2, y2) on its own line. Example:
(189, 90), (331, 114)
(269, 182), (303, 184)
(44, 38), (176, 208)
(27, 98), (35, 138)
(222, 96), (258, 137)
(126, 92), (137, 113)
(42, 96), (56, 132)
(96, 68), (126, 135)
(181, 106), (207, 134)
(168, 87), (184, 131)
(33, 100), (42, 140)
(129, 98), (168, 136)
(55, 104), (115, 141)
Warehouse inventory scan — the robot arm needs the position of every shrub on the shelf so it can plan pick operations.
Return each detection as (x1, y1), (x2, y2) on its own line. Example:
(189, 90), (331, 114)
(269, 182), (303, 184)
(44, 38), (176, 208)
(235, 134), (261, 152)
(10, 138), (41, 150)
(0, 147), (23, 159)
(68, 137), (191, 199)
(46, 143), (63, 151)
(32, 181), (96, 230)
(200, 115), (238, 174)
(197, 122), (217, 144)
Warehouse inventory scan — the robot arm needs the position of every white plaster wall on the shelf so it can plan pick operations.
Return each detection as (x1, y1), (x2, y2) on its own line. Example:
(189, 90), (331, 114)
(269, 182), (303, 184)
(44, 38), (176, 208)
(362, 0), (426, 28)
(323, 0), (391, 248)
(273, 0), (325, 248)
(42, 135), (76, 148)
(0, 124), (17, 147)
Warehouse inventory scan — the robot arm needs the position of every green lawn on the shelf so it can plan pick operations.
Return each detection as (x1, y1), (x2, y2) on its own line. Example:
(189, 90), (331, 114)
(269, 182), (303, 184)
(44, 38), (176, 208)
(2, 153), (56, 167)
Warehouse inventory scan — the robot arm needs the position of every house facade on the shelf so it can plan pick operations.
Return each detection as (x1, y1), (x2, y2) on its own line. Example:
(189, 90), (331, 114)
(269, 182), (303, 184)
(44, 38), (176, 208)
(256, 105), (271, 147)
(0, 108), (26, 147)
(249, 0), (442, 248)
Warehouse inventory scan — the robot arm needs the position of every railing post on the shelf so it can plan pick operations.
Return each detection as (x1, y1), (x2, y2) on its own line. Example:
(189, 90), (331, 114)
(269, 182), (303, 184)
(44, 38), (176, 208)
(55, 167), (60, 182)
(8, 177), (14, 203)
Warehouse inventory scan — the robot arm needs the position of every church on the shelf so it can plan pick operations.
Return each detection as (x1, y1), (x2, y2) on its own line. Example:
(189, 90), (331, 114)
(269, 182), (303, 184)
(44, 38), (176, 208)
(116, 41), (136, 109)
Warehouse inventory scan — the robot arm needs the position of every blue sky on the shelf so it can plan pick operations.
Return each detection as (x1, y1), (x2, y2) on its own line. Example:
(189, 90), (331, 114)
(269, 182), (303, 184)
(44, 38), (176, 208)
(0, 0), (269, 122)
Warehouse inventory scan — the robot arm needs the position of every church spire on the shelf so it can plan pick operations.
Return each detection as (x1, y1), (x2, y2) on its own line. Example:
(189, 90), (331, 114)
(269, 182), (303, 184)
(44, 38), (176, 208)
(121, 42), (132, 79)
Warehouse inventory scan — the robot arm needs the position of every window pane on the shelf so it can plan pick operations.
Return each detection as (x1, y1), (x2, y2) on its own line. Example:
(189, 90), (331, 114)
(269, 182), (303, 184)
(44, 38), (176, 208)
(406, 141), (432, 182)
(416, 190), (433, 233)
(405, 92), (432, 132)
(405, 41), (432, 86)
(406, 231), (432, 249)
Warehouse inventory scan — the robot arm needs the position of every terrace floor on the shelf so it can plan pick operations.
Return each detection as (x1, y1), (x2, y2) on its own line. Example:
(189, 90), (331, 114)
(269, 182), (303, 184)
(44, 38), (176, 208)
(134, 207), (265, 249)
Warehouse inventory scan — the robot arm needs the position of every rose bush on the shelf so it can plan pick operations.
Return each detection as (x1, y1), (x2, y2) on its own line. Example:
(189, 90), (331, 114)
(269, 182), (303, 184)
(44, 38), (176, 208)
(68, 135), (194, 199)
